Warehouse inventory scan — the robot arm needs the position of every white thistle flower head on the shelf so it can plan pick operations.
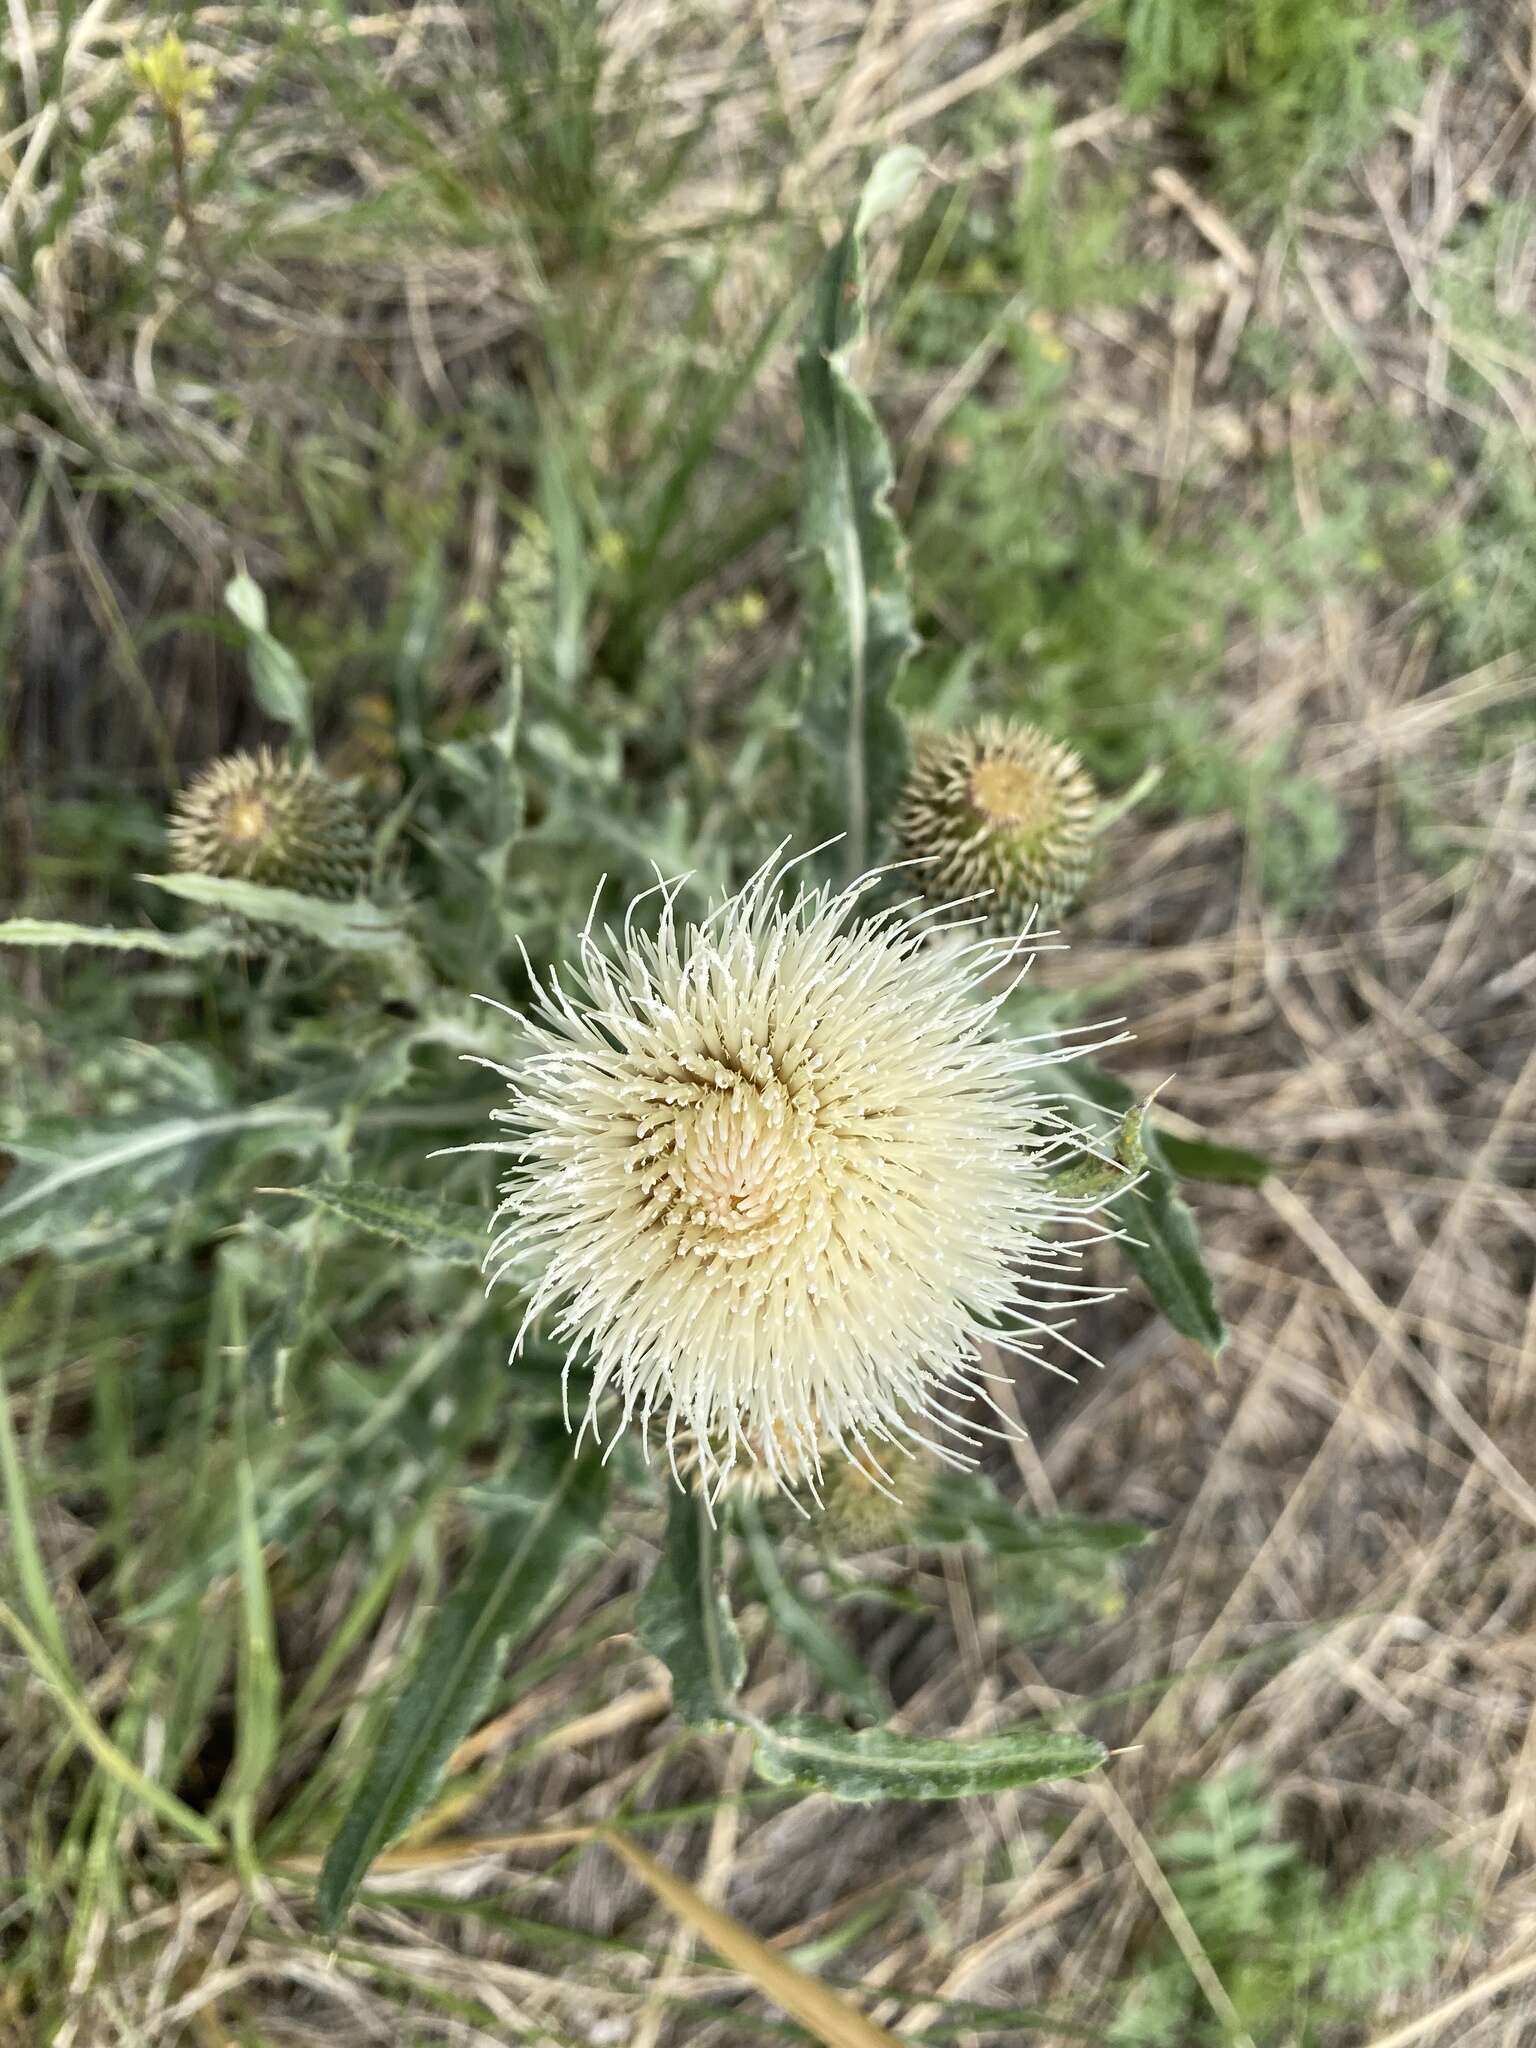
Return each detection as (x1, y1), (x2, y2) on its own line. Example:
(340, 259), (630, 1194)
(478, 850), (1120, 1503)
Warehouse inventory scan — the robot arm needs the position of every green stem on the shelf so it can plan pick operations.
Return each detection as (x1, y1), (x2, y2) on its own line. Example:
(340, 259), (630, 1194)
(696, 1494), (737, 1717)
(0, 1599), (223, 1852)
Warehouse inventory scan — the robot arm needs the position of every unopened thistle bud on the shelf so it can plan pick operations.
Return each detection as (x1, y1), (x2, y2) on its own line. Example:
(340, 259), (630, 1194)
(674, 1429), (927, 1536)
(672, 1422), (793, 1501)
(892, 719), (1098, 927)
(822, 1447), (931, 1551)
(169, 749), (370, 900)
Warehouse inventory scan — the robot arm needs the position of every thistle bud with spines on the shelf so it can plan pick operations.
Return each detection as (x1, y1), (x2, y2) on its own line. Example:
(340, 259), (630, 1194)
(168, 748), (371, 902)
(892, 717), (1098, 929)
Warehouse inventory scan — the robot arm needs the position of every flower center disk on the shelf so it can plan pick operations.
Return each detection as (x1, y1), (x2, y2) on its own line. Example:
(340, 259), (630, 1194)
(969, 758), (1053, 835)
(635, 1056), (832, 1280)
(220, 794), (271, 845)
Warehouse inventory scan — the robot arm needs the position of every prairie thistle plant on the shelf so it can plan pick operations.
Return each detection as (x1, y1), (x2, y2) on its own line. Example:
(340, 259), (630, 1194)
(169, 749), (371, 900)
(893, 718), (1099, 927)
(479, 852), (1118, 1501)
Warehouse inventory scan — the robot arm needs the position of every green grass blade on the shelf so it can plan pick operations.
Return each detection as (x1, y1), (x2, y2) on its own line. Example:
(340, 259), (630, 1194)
(0, 1346), (72, 1673)
(220, 1459), (282, 1871)
(316, 1445), (608, 1928)
(629, 284), (803, 579)
(0, 1599), (223, 1851)
(279, 1489), (440, 1742)
(126, 1297), (489, 1626)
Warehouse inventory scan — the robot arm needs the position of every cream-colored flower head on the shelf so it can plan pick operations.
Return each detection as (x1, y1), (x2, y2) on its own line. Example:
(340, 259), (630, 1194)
(480, 852), (1115, 1501)
(169, 749), (370, 900)
(892, 719), (1098, 926)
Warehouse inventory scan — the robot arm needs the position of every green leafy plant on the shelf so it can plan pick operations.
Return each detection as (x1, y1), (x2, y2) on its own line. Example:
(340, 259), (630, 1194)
(20, 0), (1507, 2016)
(1109, 1772), (1469, 2044)
(795, 145), (924, 871)
(2, 153), (1239, 1961)
(0, 0), (1515, 2031)
(1109, 0), (1461, 209)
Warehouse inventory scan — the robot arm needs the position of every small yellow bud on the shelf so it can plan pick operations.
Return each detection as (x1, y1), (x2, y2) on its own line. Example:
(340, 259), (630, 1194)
(127, 31), (216, 116)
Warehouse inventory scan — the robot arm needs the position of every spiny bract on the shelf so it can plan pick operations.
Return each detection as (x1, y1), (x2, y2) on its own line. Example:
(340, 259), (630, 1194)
(169, 748), (371, 900)
(821, 1443), (933, 1550)
(478, 852), (1119, 1502)
(892, 718), (1098, 927)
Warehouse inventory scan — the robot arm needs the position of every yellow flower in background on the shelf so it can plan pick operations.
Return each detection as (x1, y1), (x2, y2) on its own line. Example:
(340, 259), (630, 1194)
(479, 852), (1116, 1501)
(892, 718), (1099, 928)
(128, 30), (214, 108)
(128, 29), (216, 152)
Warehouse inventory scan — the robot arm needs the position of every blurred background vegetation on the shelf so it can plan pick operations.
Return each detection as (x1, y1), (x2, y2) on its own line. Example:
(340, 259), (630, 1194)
(3, 1), (1534, 2042)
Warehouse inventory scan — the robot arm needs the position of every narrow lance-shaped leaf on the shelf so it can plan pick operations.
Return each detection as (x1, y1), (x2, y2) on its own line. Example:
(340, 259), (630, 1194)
(0, 918), (231, 958)
(265, 1181), (485, 1267)
(797, 145), (923, 873)
(141, 873), (405, 953)
(225, 570), (313, 745)
(1060, 1059), (1228, 1361)
(751, 1715), (1105, 1802)
(0, 1101), (328, 1265)
(317, 1445), (608, 1928)
(913, 1469), (1148, 1559)
(1155, 1130), (1273, 1188)
(637, 1489), (745, 1728)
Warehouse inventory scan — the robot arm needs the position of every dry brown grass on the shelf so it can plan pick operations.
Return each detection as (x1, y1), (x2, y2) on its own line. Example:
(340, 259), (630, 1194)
(6, 1), (1536, 2044)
